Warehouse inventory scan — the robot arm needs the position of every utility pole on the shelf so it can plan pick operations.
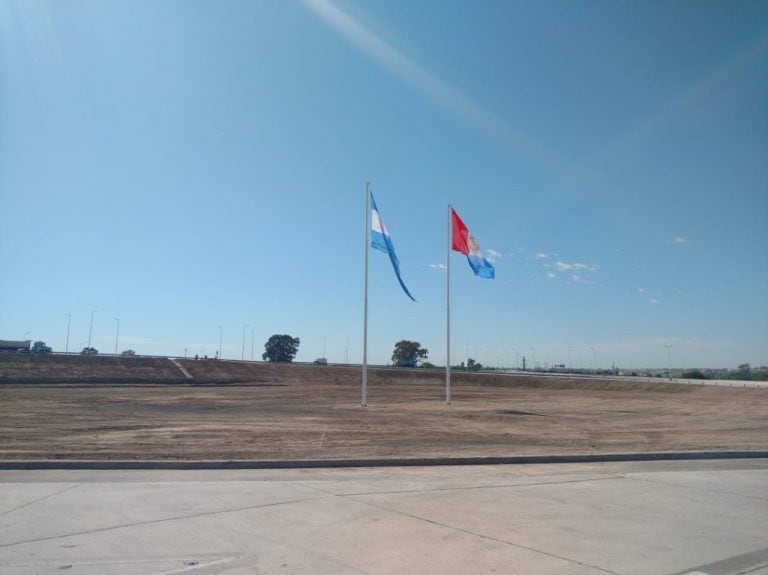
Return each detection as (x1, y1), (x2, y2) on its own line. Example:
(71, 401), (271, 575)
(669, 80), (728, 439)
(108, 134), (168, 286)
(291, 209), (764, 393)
(65, 313), (71, 354)
(88, 310), (97, 350)
(241, 324), (250, 360)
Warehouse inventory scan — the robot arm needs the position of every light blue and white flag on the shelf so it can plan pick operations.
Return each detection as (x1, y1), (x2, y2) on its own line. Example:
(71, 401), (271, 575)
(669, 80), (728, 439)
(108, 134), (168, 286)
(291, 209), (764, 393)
(370, 192), (416, 301)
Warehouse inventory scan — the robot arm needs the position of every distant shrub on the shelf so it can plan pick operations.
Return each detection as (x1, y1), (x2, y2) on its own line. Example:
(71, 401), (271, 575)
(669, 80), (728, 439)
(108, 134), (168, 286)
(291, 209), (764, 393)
(31, 341), (52, 353)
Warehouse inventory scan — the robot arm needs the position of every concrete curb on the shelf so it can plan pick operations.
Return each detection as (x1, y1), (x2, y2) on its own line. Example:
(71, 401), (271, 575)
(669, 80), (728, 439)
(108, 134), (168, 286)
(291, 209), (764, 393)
(1, 451), (766, 470)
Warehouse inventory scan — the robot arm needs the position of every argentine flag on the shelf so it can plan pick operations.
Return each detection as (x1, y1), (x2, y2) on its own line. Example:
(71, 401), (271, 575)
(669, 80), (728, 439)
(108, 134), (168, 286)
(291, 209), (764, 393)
(370, 193), (416, 301)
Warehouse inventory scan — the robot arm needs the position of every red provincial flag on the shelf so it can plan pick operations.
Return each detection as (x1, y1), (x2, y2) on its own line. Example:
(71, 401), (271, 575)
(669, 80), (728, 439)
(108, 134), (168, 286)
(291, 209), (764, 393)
(451, 208), (495, 279)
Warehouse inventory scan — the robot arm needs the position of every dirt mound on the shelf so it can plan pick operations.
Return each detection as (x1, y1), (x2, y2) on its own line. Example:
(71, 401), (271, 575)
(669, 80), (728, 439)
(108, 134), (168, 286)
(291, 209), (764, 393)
(2, 354), (690, 393)
(0, 354), (186, 384)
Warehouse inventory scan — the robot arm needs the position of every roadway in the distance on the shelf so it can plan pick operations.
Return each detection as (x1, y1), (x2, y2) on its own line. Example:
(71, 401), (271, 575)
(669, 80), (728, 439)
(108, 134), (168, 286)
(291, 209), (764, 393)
(1, 459), (766, 574)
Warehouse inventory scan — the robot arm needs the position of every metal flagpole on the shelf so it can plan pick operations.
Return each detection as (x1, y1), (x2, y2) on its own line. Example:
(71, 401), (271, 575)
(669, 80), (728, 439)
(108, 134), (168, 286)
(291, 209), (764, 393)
(362, 182), (370, 407)
(446, 204), (452, 405)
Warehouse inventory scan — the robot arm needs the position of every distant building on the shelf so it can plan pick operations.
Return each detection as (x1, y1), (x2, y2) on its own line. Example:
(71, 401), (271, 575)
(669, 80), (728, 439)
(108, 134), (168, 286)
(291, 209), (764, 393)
(0, 340), (31, 352)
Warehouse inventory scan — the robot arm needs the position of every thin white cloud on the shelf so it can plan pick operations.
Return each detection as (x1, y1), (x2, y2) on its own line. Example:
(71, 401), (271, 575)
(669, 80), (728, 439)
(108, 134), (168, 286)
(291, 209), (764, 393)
(650, 298), (659, 304)
(671, 237), (689, 244)
(429, 263), (447, 270)
(534, 252), (549, 259)
(555, 261), (597, 273)
(486, 249), (502, 263)
(546, 272), (556, 279)
(637, 287), (646, 294)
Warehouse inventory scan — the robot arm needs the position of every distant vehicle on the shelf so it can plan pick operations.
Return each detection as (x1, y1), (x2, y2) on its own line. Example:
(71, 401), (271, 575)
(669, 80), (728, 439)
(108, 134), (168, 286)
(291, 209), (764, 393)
(0, 340), (31, 352)
(314, 358), (328, 365)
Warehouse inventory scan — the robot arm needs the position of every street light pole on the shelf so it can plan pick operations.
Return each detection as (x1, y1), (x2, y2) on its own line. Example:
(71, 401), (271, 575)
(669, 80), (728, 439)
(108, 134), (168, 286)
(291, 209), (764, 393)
(250, 329), (255, 361)
(591, 346), (596, 375)
(218, 326), (222, 360)
(568, 346), (573, 370)
(665, 345), (672, 380)
(114, 318), (120, 355)
(530, 348), (536, 372)
(507, 348), (518, 370)
(345, 334), (349, 364)
(241, 324), (250, 360)
(65, 313), (71, 354)
(88, 310), (97, 350)
(322, 336), (327, 360)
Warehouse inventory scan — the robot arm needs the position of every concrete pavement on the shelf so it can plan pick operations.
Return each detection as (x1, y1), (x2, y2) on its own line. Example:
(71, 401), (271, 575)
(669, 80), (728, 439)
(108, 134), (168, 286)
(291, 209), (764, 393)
(1, 459), (766, 574)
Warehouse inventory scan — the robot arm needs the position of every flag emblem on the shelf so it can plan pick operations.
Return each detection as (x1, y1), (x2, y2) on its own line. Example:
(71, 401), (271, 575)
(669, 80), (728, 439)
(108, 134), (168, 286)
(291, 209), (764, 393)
(451, 208), (495, 279)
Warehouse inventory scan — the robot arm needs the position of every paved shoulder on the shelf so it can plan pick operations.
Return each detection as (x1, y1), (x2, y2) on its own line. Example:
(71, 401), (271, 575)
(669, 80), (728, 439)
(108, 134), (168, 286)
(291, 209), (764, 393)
(1, 460), (766, 574)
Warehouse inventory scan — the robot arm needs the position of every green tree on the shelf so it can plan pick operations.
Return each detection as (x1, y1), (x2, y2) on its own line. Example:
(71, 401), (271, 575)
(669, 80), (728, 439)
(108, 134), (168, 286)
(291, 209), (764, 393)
(737, 363), (751, 374)
(262, 334), (300, 363)
(31, 341), (52, 353)
(391, 340), (428, 367)
(121, 349), (136, 356)
(467, 358), (483, 371)
(681, 370), (708, 380)
(80, 347), (98, 355)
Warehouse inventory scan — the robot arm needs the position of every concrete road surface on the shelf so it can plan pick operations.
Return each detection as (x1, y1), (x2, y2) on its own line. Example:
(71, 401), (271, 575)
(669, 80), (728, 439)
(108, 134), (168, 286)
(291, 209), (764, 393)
(1, 460), (766, 575)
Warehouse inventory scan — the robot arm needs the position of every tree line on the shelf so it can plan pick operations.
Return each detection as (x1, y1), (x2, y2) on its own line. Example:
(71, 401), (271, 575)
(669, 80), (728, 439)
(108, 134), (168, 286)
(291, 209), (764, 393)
(262, 335), (430, 367)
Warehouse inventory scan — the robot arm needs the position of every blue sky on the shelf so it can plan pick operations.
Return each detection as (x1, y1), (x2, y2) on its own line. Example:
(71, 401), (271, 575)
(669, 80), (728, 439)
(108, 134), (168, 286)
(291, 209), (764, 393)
(1, 0), (766, 370)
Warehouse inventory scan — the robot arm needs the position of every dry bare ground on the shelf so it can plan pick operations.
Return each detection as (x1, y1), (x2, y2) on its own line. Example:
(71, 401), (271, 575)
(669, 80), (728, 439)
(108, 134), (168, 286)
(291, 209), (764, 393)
(0, 355), (766, 460)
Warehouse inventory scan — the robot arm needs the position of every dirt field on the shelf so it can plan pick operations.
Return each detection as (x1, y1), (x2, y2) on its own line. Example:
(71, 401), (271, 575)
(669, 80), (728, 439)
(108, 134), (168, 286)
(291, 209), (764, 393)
(1, 356), (766, 461)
